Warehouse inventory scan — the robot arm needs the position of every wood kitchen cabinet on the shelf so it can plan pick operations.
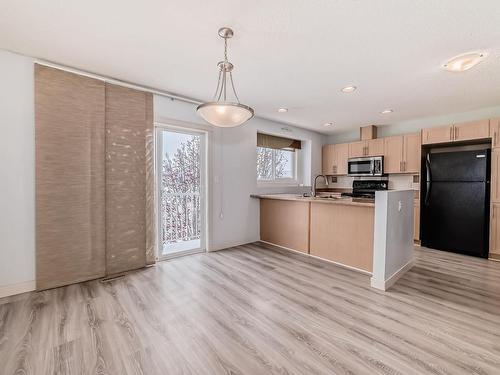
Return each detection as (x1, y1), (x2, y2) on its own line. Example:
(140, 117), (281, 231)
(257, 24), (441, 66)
(322, 145), (335, 175)
(414, 200), (420, 241)
(383, 133), (421, 174)
(366, 138), (384, 156)
(422, 120), (490, 145)
(453, 120), (490, 141)
(490, 203), (500, 259)
(384, 136), (404, 174)
(349, 139), (384, 158)
(403, 133), (421, 173)
(322, 143), (349, 175)
(491, 150), (500, 203)
(490, 118), (500, 148)
(422, 125), (453, 145)
(348, 141), (366, 158)
(334, 143), (349, 175)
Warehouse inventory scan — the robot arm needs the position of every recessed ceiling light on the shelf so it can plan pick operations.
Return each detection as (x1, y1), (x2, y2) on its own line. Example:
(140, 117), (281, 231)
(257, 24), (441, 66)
(323, 122), (334, 127)
(442, 52), (487, 72)
(277, 107), (288, 113)
(380, 109), (393, 114)
(341, 85), (357, 93)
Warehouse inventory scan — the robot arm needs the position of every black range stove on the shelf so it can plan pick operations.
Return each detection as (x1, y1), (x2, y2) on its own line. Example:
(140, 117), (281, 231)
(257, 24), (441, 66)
(341, 180), (388, 199)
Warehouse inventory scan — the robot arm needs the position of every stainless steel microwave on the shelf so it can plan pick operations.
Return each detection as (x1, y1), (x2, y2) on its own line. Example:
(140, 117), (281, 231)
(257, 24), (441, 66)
(347, 156), (384, 176)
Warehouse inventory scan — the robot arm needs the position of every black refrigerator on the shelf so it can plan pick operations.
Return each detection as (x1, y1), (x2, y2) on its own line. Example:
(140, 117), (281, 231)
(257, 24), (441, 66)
(421, 149), (491, 258)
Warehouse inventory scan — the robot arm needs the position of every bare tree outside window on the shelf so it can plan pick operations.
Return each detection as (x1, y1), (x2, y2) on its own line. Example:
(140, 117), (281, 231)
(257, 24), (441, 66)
(160, 135), (201, 250)
(257, 147), (296, 181)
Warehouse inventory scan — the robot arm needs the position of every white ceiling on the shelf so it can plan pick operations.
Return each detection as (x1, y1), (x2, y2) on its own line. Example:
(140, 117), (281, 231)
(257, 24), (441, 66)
(1, 0), (500, 134)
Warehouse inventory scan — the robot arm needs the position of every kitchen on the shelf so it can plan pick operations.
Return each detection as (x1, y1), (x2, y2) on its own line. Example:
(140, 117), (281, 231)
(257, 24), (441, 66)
(253, 119), (500, 287)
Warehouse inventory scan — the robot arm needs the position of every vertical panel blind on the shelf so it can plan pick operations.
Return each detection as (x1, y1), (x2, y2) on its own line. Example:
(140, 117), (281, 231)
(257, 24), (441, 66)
(35, 64), (106, 290)
(35, 65), (155, 290)
(105, 83), (153, 274)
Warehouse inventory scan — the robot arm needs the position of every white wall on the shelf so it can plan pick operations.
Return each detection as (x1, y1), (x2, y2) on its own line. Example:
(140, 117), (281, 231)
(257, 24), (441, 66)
(326, 105), (500, 145)
(0, 50), (36, 297)
(154, 96), (325, 251)
(371, 190), (415, 291)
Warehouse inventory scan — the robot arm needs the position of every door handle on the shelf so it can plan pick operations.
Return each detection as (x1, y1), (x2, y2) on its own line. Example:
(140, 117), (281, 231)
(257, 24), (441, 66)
(450, 126), (453, 140)
(495, 131), (498, 147)
(455, 127), (458, 139)
(424, 155), (432, 206)
(399, 160), (402, 172)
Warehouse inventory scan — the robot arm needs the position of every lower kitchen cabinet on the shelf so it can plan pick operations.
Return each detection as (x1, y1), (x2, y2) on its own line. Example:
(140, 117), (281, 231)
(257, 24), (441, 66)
(260, 199), (310, 253)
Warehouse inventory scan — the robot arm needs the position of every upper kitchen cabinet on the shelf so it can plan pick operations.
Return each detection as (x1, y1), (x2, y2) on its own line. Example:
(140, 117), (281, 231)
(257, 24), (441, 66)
(383, 133), (420, 174)
(453, 119), (490, 142)
(366, 138), (384, 156)
(422, 119), (490, 145)
(348, 139), (384, 158)
(322, 143), (349, 175)
(422, 124), (453, 145)
(334, 143), (349, 175)
(490, 118), (500, 148)
(348, 141), (365, 158)
(322, 145), (335, 175)
(403, 133), (421, 173)
(384, 136), (404, 174)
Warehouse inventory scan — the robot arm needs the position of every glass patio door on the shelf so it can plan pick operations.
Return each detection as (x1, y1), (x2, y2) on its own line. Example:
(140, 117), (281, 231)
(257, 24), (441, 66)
(156, 126), (206, 259)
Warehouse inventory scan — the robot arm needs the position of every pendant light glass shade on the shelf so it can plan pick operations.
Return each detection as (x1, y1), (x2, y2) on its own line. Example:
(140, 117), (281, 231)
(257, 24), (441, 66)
(197, 102), (254, 127)
(196, 27), (254, 127)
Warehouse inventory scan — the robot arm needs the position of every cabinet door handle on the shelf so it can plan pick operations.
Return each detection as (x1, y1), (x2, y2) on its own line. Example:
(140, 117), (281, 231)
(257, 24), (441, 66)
(455, 127), (458, 139)
(495, 132), (498, 147)
(450, 126), (453, 140)
(403, 161), (406, 172)
(399, 161), (402, 172)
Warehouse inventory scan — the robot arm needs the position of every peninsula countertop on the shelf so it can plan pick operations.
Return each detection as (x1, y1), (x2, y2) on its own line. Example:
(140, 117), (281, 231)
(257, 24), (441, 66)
(251, 193), (375, 207)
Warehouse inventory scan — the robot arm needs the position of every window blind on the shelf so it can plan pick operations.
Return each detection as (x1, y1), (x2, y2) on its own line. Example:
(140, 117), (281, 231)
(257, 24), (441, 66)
(257, 133), (302, 151)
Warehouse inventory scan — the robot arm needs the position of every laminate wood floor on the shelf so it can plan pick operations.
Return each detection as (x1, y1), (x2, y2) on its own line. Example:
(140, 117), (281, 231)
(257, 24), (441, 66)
(1, 242), (500, 374)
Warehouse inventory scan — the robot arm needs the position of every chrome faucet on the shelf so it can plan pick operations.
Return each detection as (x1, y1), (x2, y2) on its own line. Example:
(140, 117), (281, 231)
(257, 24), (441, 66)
(312, 174), (328, 197)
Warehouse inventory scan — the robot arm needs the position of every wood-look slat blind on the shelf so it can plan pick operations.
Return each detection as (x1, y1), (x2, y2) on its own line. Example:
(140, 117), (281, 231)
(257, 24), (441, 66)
(257, 133), (302, 150)
(35, 64), (106, 290)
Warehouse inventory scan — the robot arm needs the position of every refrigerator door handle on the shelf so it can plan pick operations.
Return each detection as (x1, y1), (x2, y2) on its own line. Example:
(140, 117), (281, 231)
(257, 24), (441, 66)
(425, 156), (432, 206)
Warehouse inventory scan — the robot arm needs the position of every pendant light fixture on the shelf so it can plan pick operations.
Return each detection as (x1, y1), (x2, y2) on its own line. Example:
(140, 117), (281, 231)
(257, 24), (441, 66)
(196, 27), (254, 127)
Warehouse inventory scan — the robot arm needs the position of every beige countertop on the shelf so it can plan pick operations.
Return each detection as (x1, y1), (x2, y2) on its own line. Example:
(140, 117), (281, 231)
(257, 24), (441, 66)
(251, 193), (375, 207)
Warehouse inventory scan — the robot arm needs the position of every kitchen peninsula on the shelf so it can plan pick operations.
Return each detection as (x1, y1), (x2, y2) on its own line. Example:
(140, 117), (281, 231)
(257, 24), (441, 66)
(252, 190), (415, 290)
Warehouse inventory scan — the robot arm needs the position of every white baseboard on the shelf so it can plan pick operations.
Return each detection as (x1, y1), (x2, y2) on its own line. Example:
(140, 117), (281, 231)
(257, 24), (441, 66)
(208, 238), (259, 252)
(0, 280), (36, 299)
(370, 258), (414, 291)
